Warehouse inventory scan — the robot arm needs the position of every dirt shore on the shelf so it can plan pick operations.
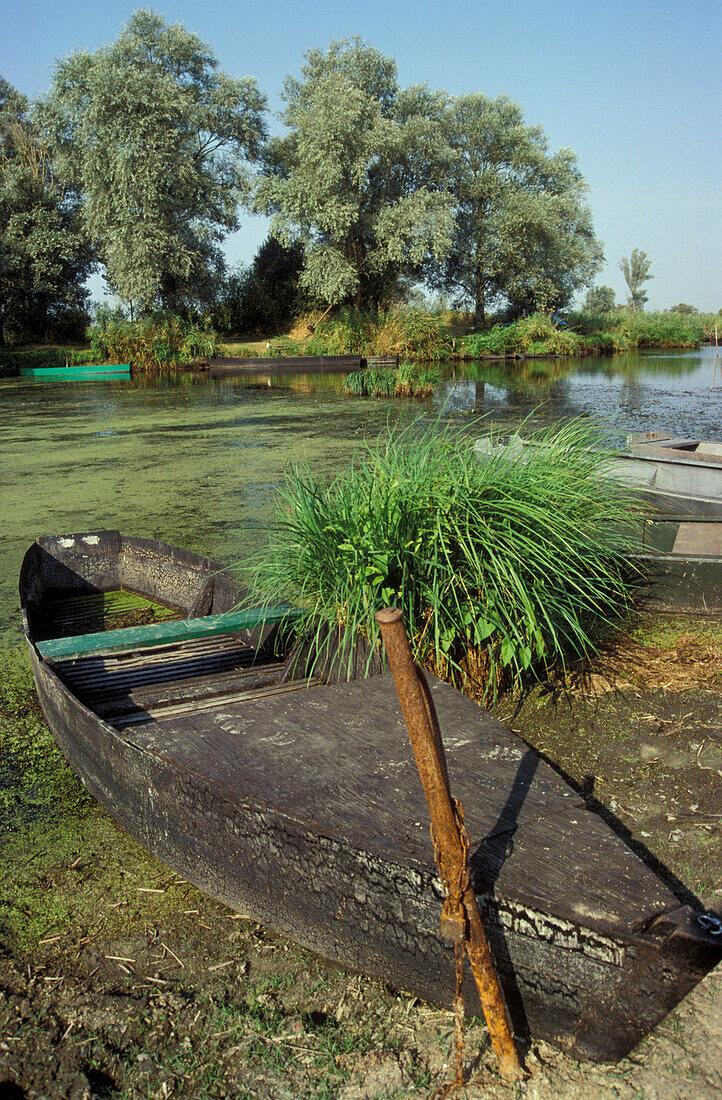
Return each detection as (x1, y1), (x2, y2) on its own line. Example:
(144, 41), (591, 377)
(1, 616), (720, 1099)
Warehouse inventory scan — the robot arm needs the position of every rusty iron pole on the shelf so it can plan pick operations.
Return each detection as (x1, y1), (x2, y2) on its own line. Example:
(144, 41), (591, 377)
(375, 607), (523, 1083)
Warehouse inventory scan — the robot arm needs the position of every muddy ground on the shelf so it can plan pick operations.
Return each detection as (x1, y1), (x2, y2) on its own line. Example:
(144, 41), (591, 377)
(1, 616), (720, 1100)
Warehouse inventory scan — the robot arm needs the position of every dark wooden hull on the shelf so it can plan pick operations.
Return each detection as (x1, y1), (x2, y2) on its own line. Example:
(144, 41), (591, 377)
(205, 355), (363, 377)
(19, 532), (722, 1063)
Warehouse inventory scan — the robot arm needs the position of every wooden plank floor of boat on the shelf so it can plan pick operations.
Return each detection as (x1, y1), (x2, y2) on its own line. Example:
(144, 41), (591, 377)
(58, 651), (683, 942)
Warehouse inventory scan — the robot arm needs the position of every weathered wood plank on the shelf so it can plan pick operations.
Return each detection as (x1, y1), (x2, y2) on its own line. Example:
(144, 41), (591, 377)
(57, 640), (263, 692)
(58, 633), (251, 674)
(111, 676), (320, 726)
(120, 672), (678, 935)
(84, 663), (286, 712)
(672, 521), (722, 556)
(37, 604), (301, 660)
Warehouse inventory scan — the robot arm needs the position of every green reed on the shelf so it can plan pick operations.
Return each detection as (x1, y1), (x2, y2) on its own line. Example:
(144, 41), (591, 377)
(255, 418), (642, 697)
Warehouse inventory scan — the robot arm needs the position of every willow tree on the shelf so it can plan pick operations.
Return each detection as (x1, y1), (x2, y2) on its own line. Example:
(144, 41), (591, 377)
(254, 39), (454, 309)
(426, 94), (602, 324)
(42, 11), (266, 311)
(0, 78), (93, 343)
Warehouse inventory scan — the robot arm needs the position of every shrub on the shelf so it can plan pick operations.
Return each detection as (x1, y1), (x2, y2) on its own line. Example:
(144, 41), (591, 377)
(304, 307), (453, 360)
(255, 418), (641, 697)
(305, 309), (374, 355)
(371, 308), (453, 360)
(88, 313), (217, 369)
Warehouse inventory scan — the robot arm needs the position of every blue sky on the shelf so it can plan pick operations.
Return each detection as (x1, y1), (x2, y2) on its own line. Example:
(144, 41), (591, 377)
(3, 0), (721, 310)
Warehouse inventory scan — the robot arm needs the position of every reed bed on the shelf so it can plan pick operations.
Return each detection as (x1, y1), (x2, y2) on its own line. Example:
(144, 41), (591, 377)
(344, 360), (442, 397)
(89, 314), (217, 370)
(0, 346), (96, 374)
(302, 308), (453, 360)
(255, 419), (641, 697)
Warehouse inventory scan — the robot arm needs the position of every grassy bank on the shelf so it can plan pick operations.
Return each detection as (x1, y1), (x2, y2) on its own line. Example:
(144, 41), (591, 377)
(459, 310), (714, 360)
(4, 307), (717, 375)
(219, 308), (718, 365)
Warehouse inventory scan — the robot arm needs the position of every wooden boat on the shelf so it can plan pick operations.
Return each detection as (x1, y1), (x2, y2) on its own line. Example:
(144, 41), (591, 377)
(19, 363), (131, 380)
(630, 515), (722, 615)
(611, 431), (722, 516)
(475, 429), (722, 517)
(19, 532), (722, 1063)
(205, 355), (363, 378)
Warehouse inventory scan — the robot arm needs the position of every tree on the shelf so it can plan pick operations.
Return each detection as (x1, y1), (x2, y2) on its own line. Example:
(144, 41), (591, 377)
(213, 236), (306, 334)
(619, 249), (653, 311)
(668, 302), (697, 314)
(253, 39), (454, 310)
(426, 94), (602, 325)
(584, 285), (616, 312)
(42, 11), (266, 311)
(0, 77), (93, 343)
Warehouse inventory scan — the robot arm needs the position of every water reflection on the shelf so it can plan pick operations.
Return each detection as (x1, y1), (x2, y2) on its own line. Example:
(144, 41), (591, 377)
(437, 345), (721, 443)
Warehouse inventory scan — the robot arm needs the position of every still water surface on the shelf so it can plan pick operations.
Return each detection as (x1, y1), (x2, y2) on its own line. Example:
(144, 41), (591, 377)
(3, 347), (720, 641)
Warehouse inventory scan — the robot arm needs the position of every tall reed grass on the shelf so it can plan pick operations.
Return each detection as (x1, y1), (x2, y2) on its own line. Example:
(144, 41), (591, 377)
(0, 346), (96, 374)
(301, 308), (453, 360)
(89, 314), (217, 370)
(344, 360), (441, 397)
(255, 419), (641, 697)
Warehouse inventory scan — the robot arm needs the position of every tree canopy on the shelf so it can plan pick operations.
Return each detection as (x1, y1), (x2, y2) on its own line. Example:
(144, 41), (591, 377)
(584, 285), (616, 312)
(253, 39), (455, 309)
(42, 11), (267, 311)
(619, 250), (653, 311)
(425, 94), (602, 325)
(0, 77), (93, 343)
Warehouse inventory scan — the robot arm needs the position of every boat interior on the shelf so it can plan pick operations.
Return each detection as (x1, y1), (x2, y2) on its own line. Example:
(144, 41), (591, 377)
(21, 532), (333, 732)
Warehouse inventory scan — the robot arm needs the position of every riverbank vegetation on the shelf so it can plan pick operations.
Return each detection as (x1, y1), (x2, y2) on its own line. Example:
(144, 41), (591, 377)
(88, 311), (217, 371)
(255, 419), (641, 698)
(1, 303), (715, 375)
(218, 306), (715, 364)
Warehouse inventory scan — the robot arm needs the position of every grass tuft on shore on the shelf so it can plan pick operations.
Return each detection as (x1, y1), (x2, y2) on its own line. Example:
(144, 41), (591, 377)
(255, 419), (642, 697)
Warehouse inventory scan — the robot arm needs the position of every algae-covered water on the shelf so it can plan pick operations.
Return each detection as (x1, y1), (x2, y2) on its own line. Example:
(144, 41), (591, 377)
(2, 347), (720, 641)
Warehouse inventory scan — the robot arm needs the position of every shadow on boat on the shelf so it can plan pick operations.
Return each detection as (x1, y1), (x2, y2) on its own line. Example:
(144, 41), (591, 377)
(468, 749), (541, 1045)
(499, 707), (705, 914)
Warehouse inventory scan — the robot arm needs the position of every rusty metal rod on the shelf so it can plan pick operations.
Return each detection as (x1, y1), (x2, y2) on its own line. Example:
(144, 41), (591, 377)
(375, 607), (523, 1083)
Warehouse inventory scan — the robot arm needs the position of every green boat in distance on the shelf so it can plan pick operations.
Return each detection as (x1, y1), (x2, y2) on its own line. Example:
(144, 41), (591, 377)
(19, 363), (131, 380)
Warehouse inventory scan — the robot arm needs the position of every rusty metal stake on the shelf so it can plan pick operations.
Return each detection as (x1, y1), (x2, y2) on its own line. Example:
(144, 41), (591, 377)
(375, 607), (523, 1084)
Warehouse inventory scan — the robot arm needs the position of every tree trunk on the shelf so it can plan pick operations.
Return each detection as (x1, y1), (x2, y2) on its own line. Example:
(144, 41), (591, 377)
(474, 282), (486, 328)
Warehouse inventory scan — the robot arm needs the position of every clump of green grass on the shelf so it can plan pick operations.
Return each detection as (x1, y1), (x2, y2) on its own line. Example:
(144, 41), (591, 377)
(344, 360), (442, 397)
(255, 419), (642, 697)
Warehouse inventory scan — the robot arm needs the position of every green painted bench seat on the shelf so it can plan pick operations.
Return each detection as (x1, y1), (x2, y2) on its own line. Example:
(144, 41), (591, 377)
(37, 605), (302, 661)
